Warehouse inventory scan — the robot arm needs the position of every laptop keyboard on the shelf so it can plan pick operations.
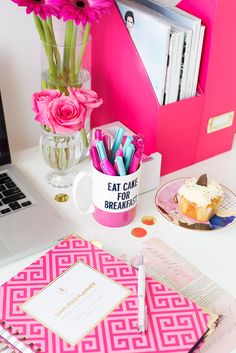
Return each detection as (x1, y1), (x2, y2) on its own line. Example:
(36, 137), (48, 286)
(0, 172), (33, 217)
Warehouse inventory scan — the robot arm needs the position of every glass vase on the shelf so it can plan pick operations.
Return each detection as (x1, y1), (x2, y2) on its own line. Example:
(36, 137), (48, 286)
(40, 129), (84, 188)
(41, 21), (91, 93)
(40, 22), (91, 160)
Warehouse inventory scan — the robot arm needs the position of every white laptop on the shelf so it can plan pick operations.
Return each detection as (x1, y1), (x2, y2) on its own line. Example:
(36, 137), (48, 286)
(0, 92), (73, 266)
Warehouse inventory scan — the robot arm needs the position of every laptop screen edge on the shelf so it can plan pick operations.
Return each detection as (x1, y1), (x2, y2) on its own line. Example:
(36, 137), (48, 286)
(0, 92), (11, 166)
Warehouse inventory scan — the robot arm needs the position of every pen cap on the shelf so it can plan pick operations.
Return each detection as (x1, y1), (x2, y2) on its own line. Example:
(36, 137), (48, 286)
(115, 148), (124, 158)
(123, 135), (134, 154)
(95, 129), (103, 140)
(96, 140), (108, 161)
(115, 156), (126, 176)
(124, 144), (135, 171)
(129, 150), (142, 174)
(103, 134), (111, 157)
(111, 127), (125, 163)
(100, 159), (117, 176)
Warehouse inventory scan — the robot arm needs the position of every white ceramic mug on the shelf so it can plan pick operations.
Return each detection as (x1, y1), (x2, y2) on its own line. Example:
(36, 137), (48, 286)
(72, 164), (142, 227)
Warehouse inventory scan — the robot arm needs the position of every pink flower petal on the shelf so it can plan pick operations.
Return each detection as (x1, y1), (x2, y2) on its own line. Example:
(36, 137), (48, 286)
(11, 0), (61, 19)
(59, 0), (112, 25)
(46, 95), (87, 133)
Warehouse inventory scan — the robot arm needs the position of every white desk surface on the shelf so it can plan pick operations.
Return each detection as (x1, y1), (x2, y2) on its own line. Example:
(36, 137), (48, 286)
(1, 139), (236, 301)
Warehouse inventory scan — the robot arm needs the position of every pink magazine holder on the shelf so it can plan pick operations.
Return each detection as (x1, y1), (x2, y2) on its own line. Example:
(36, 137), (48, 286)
(91, 0), (236, 175)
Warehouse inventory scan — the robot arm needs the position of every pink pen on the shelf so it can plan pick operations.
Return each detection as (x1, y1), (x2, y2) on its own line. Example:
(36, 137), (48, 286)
(115, 148), (124, 158)
(128, 150), (142, 174)
(131, 136), (139, 149)
(90, 146), (102, 172)
(114, 149), (124, 172)
(133, 134), (144, 152)
(137, 141), (144, 154)
(133, 134), (144, 145)
(122, 135), (127, 146)
(103, 134), (111, 159)
(95, 129), (103, 140)
(100, 159), (117, 176)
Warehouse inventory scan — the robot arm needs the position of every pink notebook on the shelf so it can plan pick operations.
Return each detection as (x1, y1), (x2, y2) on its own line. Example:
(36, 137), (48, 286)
(0, 235), (211, 353)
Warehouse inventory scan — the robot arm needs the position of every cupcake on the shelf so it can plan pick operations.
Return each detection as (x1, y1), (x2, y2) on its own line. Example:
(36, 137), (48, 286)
(178, 174), (223, 222)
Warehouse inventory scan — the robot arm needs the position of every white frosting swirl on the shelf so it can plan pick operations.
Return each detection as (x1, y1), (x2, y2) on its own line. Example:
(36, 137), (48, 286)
(178, 178), (223, 207)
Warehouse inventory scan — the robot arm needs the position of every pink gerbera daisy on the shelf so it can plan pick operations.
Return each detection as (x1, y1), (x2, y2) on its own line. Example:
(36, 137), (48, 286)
(11, 0), (61, 19)
(59, 0), (113, 26)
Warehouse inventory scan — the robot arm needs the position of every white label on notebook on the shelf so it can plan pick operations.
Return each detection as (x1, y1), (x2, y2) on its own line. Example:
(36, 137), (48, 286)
(21, 261), (131, 346)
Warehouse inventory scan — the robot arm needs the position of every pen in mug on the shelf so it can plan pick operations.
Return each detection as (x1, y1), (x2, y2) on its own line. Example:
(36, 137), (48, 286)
(96, 140), (108, 161)
(111, 127), (125, 164)
(138, 255), (147, 333)
(129, 150), (142, 174)
(90, 146), (102, 172)
(122, 135), (127, 146)
(115, 148), (124, 158)
(133, 134), (144, 152)
(115, 156), (126, 176)
(100, 159), (117, 176)
(137, 141), (144, 154)
(95, 129), (103, 140)
(103, 134), (111, 159)
(123, 135), (134, 155)
(124, 144), (135, 172)
(133, 133), (144, 143)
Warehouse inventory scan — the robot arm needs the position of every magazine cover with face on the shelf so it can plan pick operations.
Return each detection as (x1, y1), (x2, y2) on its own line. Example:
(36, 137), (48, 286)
(116, 0), (171, 105)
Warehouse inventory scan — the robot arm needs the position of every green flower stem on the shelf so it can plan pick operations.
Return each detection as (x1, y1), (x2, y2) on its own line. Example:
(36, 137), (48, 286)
(70, 25), (78, 84)
(33, 14), (46, 42)
(75, 23), (90, 77)
(63, 20), (74, 78)
(80, 128), (89, 148)
(33, 15), (49, 88)
(41, 80), (48, 89)
(47, 17), (61, 75)
(42, 20), (57, 87)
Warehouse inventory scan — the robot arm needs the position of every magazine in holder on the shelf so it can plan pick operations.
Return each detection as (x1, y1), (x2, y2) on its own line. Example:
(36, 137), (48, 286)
(178, 0), (236, 164)
(91, 0), (236, 175)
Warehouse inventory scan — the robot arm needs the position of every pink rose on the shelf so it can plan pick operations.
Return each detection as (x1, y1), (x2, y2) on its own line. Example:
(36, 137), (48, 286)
(32, 89), (61, 125)
(68, 87), (103, 112)
(46, 95), (86, 134)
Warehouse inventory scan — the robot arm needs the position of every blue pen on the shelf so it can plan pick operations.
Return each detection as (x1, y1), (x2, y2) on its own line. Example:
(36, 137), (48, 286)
(115, 156), (126, 176)
(122, 135), (134, 155)
(124, 144), (135, 172)
(96, 140), (107, 161)
(111, 127), (125, 164)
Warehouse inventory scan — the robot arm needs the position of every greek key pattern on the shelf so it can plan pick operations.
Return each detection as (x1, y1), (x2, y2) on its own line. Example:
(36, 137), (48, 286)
(0, 236), (209, 353)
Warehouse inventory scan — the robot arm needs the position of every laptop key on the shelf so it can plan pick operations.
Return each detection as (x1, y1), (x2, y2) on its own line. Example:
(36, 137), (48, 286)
(21, 200), (32, 207)
(9, 202), (21, 211)
(0, 173), (7, 178)
(0, 177), (11, 185)
(0, 185), (6, 192)
(1, 208), (11, 215)
(2, 187), (21, 197)
(2, 193), (26, 205)
(5, 181), (16, 189)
